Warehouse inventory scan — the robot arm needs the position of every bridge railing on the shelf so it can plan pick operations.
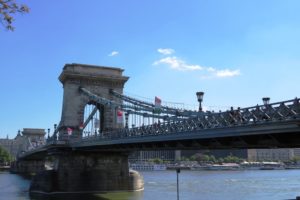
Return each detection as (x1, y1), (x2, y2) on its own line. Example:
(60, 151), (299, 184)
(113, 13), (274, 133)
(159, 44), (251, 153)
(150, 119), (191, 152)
(71, 97), (300, 145)
(17, 136), (70, 159)
(21, 98), (300, 151)
(18, 98), (300, 158)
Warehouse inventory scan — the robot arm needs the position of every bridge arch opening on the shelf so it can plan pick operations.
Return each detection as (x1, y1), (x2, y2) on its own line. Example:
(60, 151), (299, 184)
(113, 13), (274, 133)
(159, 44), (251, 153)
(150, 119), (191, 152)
(82, 102), (104, 137)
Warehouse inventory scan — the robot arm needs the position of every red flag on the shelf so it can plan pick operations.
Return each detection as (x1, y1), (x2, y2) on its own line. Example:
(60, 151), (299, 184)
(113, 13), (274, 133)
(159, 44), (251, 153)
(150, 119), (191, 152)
(117, 110), (123, 117)
(117, 110), (123, 123)
(79, 123), (84, 130)
(155, 96), (162, 107)
(67, 127), (73, 135)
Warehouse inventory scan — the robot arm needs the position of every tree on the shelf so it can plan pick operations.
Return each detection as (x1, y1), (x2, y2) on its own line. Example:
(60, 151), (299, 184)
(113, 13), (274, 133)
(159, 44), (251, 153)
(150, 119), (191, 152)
(149, 158), (163, 164)
(217, 158), (224, 164)
(192, 153), (210, 163)
(209, 155), (217, 163)
(290, 156), (300, 164)
(0, 146), (13, 165)
(0, 0), (29, 31)
(223, 155), (242, 163)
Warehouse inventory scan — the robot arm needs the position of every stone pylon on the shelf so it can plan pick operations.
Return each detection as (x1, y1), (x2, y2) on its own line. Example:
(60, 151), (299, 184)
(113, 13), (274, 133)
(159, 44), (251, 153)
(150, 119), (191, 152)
(58, 63), (129, 138)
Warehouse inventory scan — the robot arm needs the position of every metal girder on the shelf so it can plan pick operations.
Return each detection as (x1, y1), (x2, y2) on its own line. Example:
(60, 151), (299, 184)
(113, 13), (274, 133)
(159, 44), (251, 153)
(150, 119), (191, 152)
(110, 89), (202, 117)
(83, 106), (98, 129)
(80, 87), (121, 108)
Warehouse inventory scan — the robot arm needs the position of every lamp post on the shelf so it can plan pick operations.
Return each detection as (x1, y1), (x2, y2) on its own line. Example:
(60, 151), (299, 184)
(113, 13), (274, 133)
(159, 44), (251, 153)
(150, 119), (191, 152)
(176, 168), (181, 200)
(262, 97), (270, 106)
(47, 128), (50, 139)
(52, 124), (57, 140)
(54, 124), (57, 132)
(125, 112), (129, 129)
(196, 91), (204, 112)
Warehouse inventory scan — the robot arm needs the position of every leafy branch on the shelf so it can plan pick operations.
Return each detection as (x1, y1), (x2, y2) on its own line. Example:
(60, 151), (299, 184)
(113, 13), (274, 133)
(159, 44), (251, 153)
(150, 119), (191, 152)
(0, 0), (29, 31)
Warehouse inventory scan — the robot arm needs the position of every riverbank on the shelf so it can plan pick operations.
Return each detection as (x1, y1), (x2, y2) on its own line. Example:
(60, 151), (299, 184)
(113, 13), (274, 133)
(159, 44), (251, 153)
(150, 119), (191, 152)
(0, 165), (10, 170)
(130, 161), (300, 171)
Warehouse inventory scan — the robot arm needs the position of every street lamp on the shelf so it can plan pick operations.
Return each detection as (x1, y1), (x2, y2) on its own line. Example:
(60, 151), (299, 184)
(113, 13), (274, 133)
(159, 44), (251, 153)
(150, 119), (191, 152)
(52, 124), (58, 140)
(196, 91), (204, 112)
(47, 128), (50, 139)
(125, 112), (129, 129)
(262, 97), (270, 106)
(176, 168), (181, 200)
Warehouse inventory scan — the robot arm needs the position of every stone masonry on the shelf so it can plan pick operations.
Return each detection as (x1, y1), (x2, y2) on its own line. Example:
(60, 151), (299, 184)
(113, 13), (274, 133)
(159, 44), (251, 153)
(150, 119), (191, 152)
(58, 63), (129, 137)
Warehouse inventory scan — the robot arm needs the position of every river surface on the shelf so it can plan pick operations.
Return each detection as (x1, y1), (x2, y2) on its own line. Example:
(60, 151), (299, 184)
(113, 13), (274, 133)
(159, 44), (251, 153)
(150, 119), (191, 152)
(1, 169), (300, 200)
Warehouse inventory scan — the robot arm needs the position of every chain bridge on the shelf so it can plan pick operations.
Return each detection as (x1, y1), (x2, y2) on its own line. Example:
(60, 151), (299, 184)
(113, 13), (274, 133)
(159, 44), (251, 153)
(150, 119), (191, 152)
(13, 63), (300, 195)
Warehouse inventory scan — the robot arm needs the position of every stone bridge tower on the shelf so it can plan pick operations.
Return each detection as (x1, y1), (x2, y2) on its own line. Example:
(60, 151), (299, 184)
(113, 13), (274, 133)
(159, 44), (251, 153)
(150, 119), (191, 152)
(15, 64), (144, 194)
(58, 63), (129, 137)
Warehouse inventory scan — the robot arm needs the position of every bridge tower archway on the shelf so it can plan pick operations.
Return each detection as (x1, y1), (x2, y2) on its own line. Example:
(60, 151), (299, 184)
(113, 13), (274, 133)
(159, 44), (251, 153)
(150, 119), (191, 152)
(58, 63), (129, 138)
(82, 101), (104, 137)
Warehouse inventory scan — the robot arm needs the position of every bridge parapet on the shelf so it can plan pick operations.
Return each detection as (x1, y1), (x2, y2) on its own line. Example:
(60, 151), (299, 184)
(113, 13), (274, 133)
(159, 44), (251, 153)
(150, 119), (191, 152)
(20, 97), (300, 156)
(73, 97), (300, 141)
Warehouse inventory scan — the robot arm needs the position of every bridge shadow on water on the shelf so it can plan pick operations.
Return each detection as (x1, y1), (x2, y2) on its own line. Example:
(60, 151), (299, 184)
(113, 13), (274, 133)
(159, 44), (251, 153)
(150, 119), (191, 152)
(29, 191), (144, 200)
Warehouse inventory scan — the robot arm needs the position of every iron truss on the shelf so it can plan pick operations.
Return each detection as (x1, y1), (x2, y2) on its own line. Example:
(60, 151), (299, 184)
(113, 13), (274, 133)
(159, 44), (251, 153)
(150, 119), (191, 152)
(70, 97), (300, 150)
(118, 98), (300, 137)
(19, 88), (300, 157)
(80, 87), (191, 121)
(79, 87), (300, 139)
(110, 89), (201, 117)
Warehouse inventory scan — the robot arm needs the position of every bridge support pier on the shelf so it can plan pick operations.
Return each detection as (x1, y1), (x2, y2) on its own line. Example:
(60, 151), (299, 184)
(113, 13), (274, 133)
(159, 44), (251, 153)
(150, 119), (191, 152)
(30, 151), (144, 194)
(10, 160), (45, 174)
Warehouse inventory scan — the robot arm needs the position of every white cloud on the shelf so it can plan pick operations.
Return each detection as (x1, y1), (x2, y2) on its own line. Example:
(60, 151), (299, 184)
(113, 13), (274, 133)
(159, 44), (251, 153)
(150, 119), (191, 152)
(153, 56), (203, 71)
(215, 69), (241, 77)
(157, 48), (175, 55)
(153, 51), (241, 78)
(200, 69), (241, 79)
(207, 67), (216, 72)
(108, 51), (119, 56)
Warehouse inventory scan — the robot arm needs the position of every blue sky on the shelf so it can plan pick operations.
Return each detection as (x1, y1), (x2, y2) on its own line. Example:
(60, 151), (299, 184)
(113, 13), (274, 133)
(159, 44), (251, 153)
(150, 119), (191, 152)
(1, 0), (300, 138)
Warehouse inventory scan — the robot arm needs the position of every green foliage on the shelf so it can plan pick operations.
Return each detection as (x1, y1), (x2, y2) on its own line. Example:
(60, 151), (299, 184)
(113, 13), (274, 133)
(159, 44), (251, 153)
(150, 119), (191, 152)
(180, 156), (190, 161)
(290, 156), (300, 163)
(209, 155), (217, 163)
(0, 146), (13, 164)
(0, 0), (29, 31)
(223, 155), (243, 163)
(201, 155), (210, 162)
(218, 158), (224, 164)
(190, 155), (196, 161)
(190, 153), (242, 164)
(149, 158), (163, 164)
(191, 153), (216, 163)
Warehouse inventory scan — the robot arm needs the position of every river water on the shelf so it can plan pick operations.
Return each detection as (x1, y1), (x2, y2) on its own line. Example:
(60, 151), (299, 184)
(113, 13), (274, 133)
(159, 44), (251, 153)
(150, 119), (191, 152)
(1, 169), (300, 200)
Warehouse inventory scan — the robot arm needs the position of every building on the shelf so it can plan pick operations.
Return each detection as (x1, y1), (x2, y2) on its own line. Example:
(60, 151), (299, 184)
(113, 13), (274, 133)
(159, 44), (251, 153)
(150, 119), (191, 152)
(0, 128), (46, 158)
(21, 128), (46, 149)
(292, 148), (300, 158)
(129, 150), (181, 162)
(247, 149), (294, 162)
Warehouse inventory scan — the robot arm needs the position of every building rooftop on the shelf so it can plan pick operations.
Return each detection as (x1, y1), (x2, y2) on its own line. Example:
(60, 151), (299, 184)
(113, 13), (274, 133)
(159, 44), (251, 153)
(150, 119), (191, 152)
(22, 128), (46, 136)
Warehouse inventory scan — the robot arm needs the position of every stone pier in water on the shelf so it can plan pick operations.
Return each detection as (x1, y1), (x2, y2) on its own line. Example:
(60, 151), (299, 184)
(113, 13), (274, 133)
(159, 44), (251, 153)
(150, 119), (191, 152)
(29, 152), (144, 193)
